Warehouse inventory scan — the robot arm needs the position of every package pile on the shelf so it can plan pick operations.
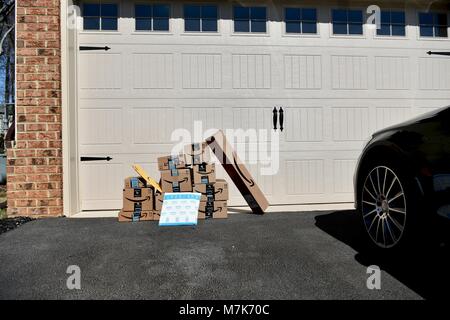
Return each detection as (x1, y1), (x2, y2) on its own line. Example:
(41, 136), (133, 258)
(159, 142), (229, 220)
(119, 142), (229, 222)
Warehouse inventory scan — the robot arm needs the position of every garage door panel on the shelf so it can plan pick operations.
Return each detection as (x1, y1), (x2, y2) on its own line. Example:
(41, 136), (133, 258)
(132, 107), (177, 145)
(80, 162), (124, 211)
(79, 53), (123, 90)
(332, 107), (370, 142)
(284, 55), (322, 90)
(278, 151), (359, 204)
(333, 159), (358, 194)
(79, 108), (123, 146)
(133, 53), (174, 89)
(182, 53), (222, 89)
(231, 107), (273, 142)
(232, 54), (271, 89)
(375, 107), (412, 131)
(331, 55), (368, 90)
(181, 107), (225, 135)
(284, 107), (324, 143)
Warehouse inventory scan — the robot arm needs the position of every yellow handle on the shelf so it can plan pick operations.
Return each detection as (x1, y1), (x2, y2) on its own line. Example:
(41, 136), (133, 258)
(132, 164), (163, 193)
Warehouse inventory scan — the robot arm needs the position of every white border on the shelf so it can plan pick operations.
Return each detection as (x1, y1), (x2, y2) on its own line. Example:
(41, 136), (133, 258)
(61, 1), (72, 216)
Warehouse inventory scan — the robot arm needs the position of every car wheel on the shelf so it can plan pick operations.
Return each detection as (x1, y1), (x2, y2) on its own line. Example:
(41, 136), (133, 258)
(359, 164), (418, 250)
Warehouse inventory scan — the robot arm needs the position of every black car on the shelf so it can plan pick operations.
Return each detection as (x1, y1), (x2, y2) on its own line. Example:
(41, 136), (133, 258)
(354, 106), (450, 250)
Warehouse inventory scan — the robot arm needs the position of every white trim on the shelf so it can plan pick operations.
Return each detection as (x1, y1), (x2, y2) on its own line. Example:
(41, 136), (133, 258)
(61, 1), (80, 217)
(61, 1), (70, 216)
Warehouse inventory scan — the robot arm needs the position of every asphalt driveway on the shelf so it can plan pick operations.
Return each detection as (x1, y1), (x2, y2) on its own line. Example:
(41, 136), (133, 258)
(0, 211), (448, 300)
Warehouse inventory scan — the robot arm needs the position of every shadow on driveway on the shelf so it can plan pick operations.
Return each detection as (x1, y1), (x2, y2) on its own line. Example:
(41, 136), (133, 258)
(315, 210), (450, 299)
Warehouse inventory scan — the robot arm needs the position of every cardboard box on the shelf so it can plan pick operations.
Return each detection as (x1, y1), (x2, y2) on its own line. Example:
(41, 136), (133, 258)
(198, 201), (228, 219)
(193, 179), (228, 202)
(154, 190), (164, 212)
(206, 130), (269, 214)
(157, 154), (187, 171)
(185, 142), (211, 166)
(118, 210), (154, 222)
(123, 187), (153, 212)
(192, 163), (216, 185)
(160, 168), (193, 192)
(124, 177), (147, 189)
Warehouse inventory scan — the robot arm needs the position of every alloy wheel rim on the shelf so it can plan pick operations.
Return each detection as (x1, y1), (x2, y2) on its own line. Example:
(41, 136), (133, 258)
(361, 166), (407, 248)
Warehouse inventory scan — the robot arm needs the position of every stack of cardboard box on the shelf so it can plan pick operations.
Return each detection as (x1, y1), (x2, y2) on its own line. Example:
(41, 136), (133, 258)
(119, 131), (269, 222)
(156, 142), (229, 220)
(118, 177), (155, 222)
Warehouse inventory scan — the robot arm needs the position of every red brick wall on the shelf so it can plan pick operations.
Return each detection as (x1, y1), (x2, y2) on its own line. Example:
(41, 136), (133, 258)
(7, 0), (63, 217)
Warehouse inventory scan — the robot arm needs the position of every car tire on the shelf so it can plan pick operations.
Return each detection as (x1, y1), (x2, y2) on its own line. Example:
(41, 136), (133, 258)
(357, 159), (423, 252)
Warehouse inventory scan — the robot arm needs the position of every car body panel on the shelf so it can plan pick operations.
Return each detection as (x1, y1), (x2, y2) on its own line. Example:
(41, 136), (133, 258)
(354, 106), (450, 219)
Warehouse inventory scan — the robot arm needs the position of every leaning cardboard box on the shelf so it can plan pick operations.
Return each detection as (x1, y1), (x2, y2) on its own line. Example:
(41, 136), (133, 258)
(206, 130), (269, 214)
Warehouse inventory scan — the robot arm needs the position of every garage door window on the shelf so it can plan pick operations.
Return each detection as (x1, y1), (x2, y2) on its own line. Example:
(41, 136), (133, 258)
(332, 9), (363, 35)
(419, 12), (448, 38)
(184, 5), (218, 32)
(234, 6), (267, 33)
(285, 8), (317, 34)
(376, 11), (406, 36)
(83, 3), (118, 31)
(135, 4), (170, 31)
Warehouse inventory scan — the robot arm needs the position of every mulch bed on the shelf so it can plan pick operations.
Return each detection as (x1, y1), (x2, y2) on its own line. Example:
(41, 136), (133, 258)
(0, 217), (34, 235)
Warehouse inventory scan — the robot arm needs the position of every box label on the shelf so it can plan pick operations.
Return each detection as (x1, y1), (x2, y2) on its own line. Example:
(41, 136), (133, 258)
(206, 184), (215, 200)
(132, 211), (141, 222)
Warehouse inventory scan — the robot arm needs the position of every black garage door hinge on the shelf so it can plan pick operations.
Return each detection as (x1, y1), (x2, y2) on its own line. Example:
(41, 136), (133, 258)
(427, 51), (450, 56)
(79, 46), (111, 51)
(80, 156), (113, 162)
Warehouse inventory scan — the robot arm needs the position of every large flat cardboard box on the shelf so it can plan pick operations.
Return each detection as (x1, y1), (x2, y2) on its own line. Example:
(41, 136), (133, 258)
(193, 179), (228, 202)
(198, 200), (228, 219)
(160, 168), (193, 192)
(123, 187), (153, 212)
(206, 130), (269, 214)
(185, 142), (211, 166)
(192, 163), (216, 185)
(118, 210), (154, 222)
(124, 177), (147, 189)
(157, 154), (187, 171)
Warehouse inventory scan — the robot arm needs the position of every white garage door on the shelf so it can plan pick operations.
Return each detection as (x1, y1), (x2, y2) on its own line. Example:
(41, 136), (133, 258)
(76, 1), (450, 211)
